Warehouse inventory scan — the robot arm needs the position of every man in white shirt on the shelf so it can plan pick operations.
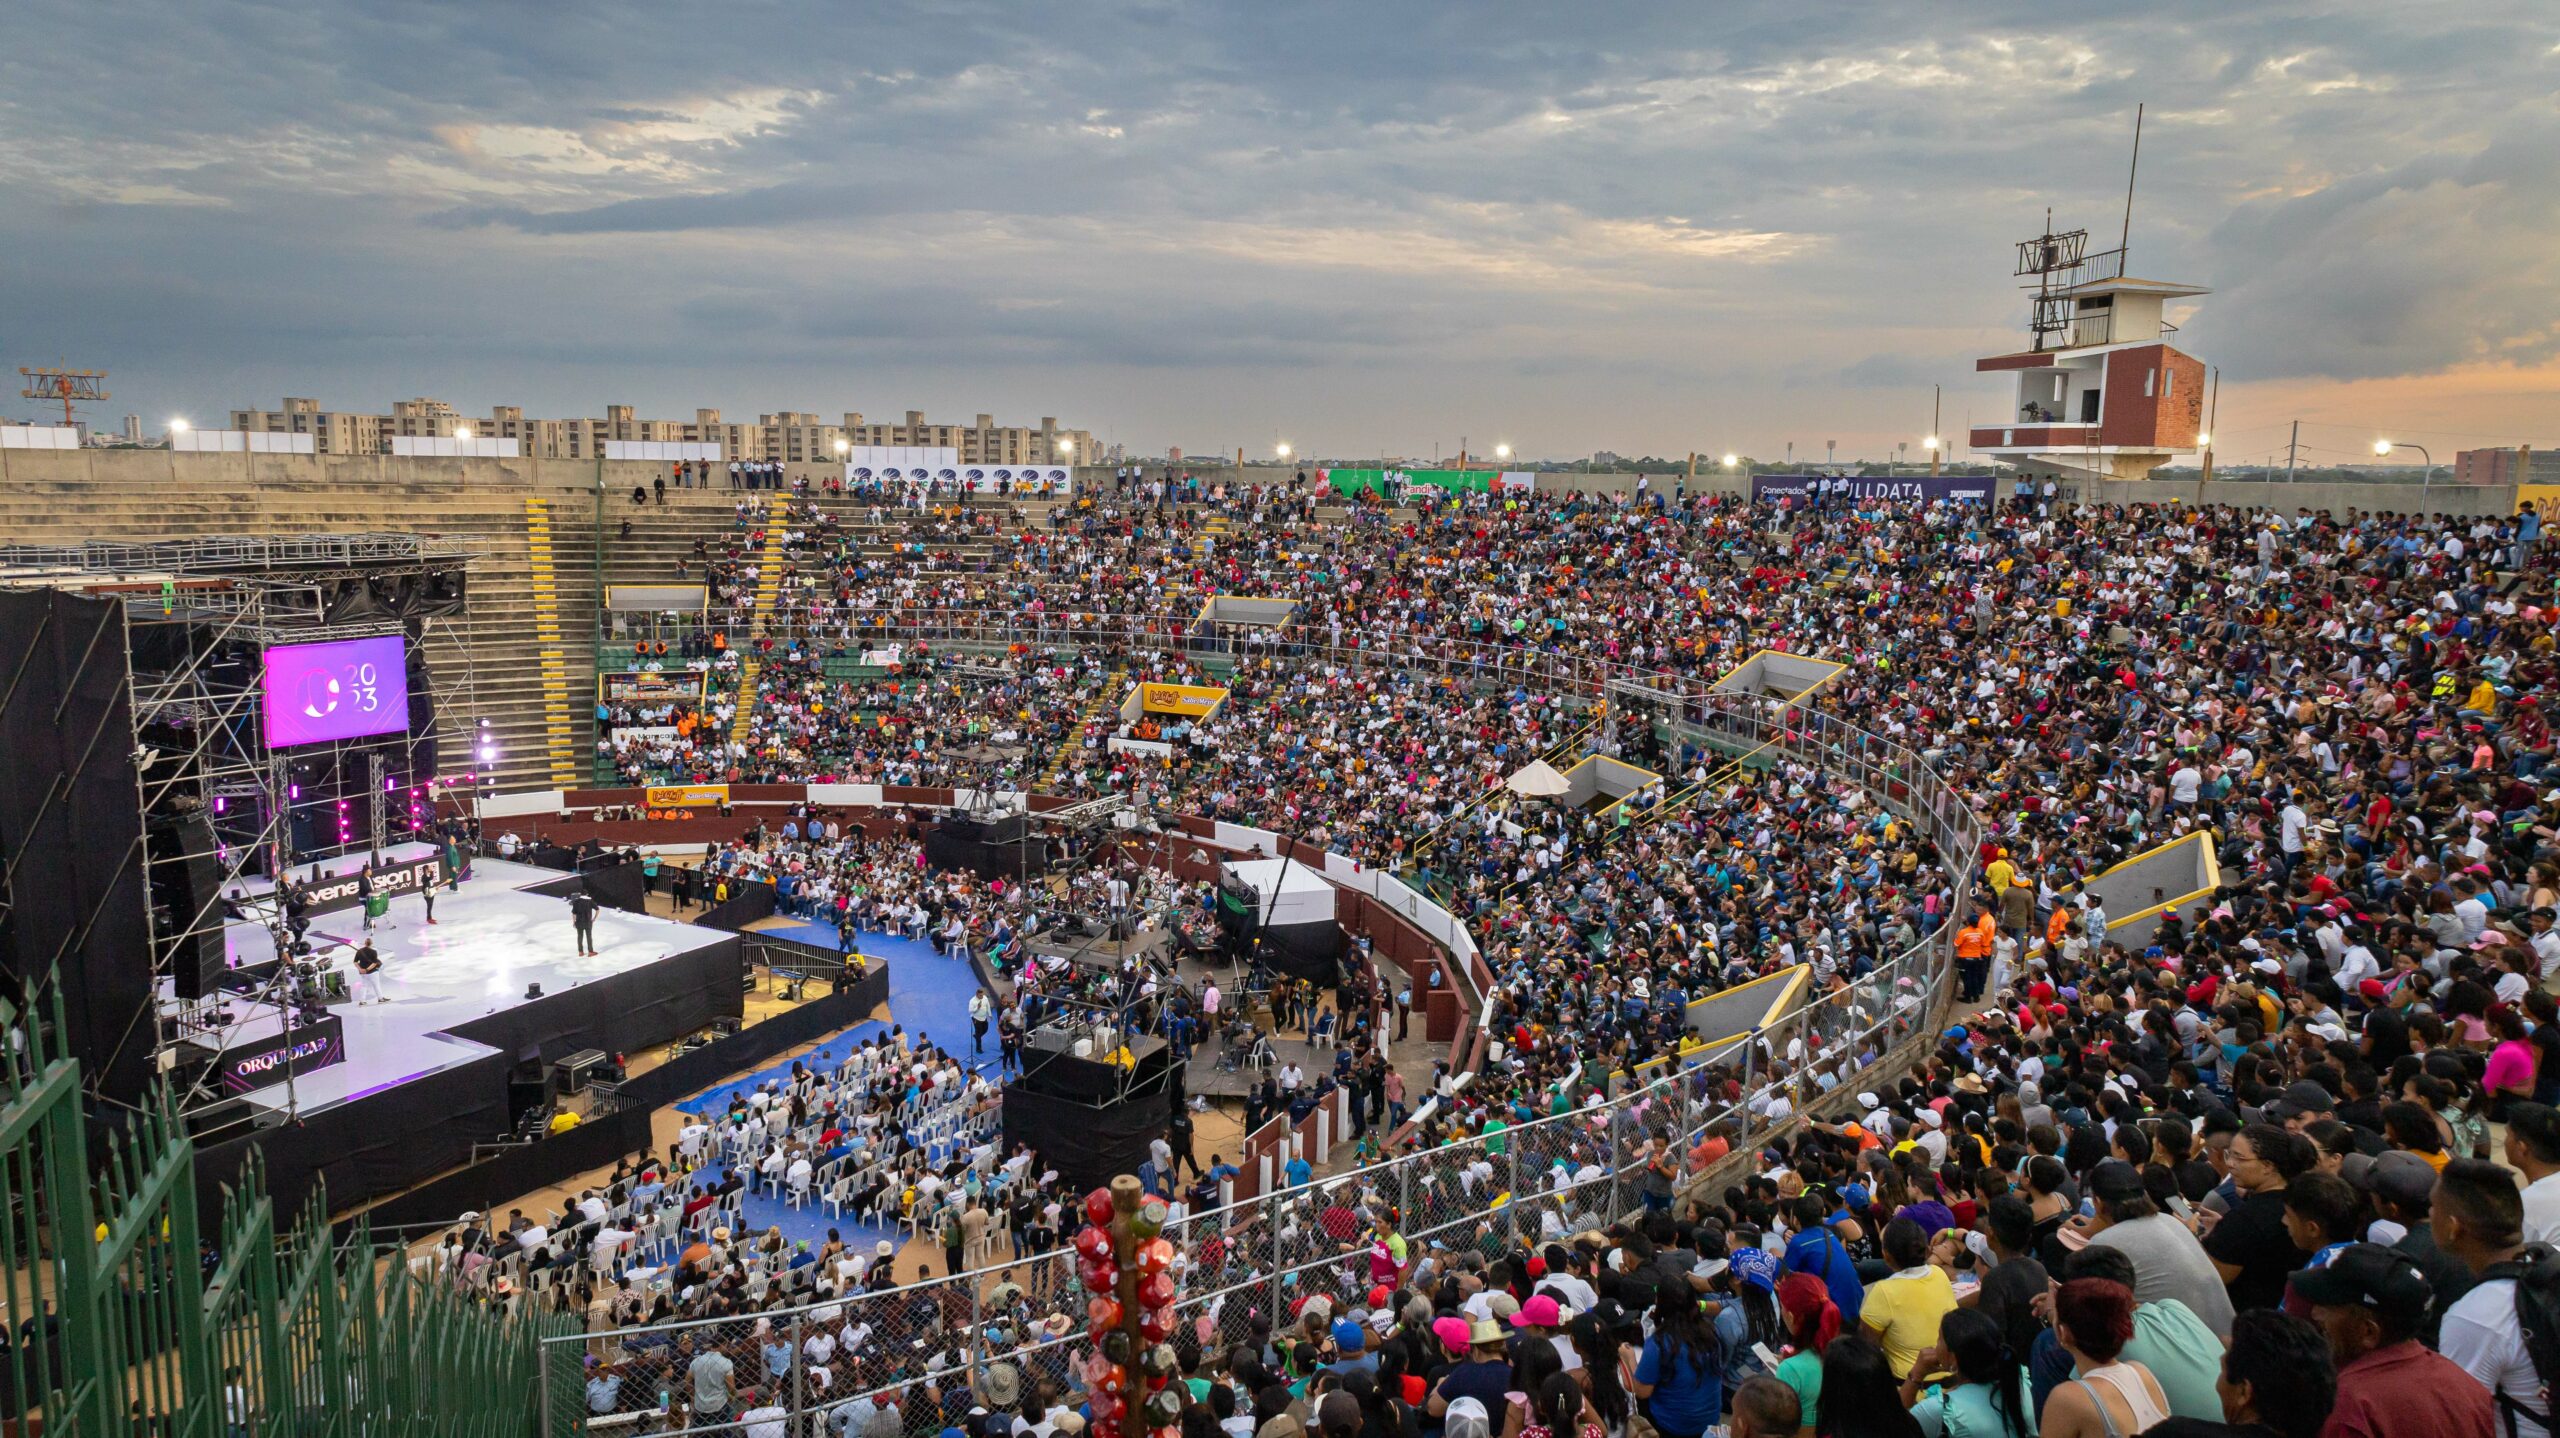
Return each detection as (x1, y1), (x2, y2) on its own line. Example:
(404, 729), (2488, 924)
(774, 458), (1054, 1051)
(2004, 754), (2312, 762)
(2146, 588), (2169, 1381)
(2434, 1159), (2544, 1438)
(2454, 877), (2493, 940)
(576, 1190), (610, 1225)
(2530, 908), (2560, 981)
(739, 1392), (789, 1438)
(588, 1217), (629, 1264)
(2510, 1106), (2560, 1245)
(2169, 764), (2202, 806)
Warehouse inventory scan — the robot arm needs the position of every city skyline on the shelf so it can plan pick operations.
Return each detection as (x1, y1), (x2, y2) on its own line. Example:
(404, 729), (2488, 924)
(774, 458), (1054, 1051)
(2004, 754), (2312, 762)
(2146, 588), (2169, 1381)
(3, 2), (2555, 463)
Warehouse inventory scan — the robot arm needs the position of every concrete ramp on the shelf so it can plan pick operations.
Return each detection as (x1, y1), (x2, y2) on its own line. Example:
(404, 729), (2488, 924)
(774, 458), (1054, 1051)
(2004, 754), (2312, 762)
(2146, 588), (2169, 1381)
(2079, 829), (2222, 949)
(1712, 649), (1847, 704)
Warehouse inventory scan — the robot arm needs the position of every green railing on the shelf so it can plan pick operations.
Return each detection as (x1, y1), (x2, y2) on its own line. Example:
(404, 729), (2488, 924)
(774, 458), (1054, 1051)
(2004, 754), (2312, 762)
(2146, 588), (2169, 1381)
(0, 994), (572, 1438)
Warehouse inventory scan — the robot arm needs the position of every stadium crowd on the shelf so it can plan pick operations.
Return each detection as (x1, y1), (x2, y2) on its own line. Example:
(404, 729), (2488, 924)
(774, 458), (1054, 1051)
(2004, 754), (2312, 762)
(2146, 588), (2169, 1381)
(473, 477), (2560, 1438)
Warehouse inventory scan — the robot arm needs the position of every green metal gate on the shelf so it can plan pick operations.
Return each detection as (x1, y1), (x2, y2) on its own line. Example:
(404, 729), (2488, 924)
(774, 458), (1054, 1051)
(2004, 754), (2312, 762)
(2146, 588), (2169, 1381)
(0, 995), (570, 1438)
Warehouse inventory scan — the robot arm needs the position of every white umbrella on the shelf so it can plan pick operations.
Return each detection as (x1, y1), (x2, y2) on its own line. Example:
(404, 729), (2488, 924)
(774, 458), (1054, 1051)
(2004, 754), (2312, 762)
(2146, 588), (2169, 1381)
(1505, 759), (1571, 798)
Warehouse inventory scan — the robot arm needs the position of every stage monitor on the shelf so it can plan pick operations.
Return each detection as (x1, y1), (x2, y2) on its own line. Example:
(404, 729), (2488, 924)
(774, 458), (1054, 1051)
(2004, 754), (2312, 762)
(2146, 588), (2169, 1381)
(261, 636), (411, 748)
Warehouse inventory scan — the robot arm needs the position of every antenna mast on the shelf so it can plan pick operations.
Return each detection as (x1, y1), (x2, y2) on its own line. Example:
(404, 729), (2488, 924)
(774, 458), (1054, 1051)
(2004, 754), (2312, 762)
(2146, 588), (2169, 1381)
(2119, 103), (2144, 261)
(18, 367), (110, 428)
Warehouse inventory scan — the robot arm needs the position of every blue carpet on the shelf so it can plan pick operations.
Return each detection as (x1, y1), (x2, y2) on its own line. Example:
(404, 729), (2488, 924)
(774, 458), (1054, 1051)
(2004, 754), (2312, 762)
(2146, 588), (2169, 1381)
(660, 926), (998, 1253)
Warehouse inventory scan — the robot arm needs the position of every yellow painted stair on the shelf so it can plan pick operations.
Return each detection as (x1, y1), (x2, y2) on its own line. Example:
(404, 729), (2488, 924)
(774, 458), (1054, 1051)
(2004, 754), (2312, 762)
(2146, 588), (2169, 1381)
(1040, 666), (1126, 789)
(726, 523), (794, 748)
(522, 497), (580, 787)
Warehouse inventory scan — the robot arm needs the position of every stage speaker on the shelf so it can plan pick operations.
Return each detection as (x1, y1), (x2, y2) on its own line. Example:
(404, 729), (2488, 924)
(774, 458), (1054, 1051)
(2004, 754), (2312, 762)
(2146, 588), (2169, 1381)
(367, 574), (421, 617)
(506, 1059), (551, 1121)
(419, 569), (468, 617)
(320, 579), (390, 624)
(147, 813), (226, 1000)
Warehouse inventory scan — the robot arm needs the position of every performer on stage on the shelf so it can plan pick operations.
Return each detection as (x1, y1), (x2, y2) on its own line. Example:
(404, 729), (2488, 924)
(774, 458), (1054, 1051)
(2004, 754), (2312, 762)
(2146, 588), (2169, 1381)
(569, 890), (600, 956)
(352, 939), (385, 1005)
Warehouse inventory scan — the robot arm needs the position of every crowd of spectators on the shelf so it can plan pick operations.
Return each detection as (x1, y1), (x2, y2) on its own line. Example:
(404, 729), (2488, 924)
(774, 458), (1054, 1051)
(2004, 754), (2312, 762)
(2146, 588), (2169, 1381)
(499, 476), (2560, 1438)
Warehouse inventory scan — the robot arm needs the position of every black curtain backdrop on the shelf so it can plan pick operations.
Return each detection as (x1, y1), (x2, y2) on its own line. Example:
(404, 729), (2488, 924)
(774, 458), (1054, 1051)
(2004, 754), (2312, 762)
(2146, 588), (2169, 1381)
(0, 590), (155, 1105)
(445, 936), (743, 1067)
(688, 874), (779, 933)
(1258, 920), (1342, 983)
(193, 1046), (512, 1225)
(524, 858), (648, 916)
(1001, 1041), (1178, 1194)
(613, 960), (887, 1110)
(1000, 1083), (1160, 1196)
(351, 1103), (653, 1238)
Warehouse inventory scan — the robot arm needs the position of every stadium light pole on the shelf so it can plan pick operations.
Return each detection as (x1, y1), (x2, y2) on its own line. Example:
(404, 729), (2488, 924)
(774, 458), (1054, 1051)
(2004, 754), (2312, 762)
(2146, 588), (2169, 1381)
(2374, 439), (2434, 502)
(1924, 434), (1942, 478)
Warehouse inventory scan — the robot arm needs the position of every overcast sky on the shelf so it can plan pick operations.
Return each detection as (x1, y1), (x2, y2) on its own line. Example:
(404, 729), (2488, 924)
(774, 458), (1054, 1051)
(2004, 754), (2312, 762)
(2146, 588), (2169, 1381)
(3, 2), (2555, 465)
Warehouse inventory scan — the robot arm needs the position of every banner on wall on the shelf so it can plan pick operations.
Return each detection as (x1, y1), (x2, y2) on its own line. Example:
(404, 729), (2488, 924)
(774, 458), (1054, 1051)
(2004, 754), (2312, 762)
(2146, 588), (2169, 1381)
(1139, 683), (1229, 716)
(1750, 473), (1992, 504)
(602, 670), (705, 703)
(1320, 467), (1529, 496)
(2519, 484), (2560, 522)
(645, 784), (729, 809)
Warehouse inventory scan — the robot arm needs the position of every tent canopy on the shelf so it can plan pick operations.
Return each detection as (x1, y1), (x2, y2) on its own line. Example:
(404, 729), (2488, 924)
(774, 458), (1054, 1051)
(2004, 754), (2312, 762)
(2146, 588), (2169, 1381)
(1504, 759), (1571, 797)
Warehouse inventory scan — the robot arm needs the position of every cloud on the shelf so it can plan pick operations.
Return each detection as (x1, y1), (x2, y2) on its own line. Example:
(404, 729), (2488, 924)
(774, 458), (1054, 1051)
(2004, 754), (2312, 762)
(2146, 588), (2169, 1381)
(1, 0), (2556, 456)
(2206, 115), (2560, 380)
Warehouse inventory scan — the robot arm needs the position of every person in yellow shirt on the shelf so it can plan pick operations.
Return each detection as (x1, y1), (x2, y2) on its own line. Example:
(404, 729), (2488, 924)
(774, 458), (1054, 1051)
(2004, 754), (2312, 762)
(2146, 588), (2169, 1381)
(547, 1107), (582, 1135)
(2463, 674), (2499, 717)
(1985, 851), (2016, 896)
(1860, 1219), (1958, 1379)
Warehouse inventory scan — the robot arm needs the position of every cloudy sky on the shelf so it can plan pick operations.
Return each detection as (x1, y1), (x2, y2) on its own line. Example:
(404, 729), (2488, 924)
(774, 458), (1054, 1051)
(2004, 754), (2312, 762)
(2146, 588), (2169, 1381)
(3, 1), (2555, 465)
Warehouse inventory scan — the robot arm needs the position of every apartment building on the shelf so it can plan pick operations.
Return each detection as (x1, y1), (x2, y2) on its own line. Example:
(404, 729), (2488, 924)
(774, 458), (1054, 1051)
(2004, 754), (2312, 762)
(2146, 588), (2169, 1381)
(2454, 446), (2558, 486)
(222, 398), (1088, 464)
(228, 397), (385, 455)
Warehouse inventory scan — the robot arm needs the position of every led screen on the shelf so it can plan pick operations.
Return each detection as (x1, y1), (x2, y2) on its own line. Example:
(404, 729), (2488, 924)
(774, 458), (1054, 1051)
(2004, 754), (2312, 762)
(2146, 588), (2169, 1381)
(260, 636), (410, 748)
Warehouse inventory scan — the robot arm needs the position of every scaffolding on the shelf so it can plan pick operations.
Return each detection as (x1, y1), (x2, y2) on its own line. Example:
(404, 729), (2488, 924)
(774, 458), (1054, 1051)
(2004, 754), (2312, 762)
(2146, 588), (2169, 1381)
(0, 534), (483, 1121)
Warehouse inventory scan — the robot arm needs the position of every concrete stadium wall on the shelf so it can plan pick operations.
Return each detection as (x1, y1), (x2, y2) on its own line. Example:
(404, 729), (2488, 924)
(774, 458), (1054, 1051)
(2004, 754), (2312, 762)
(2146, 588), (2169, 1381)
(2085, 476), (2520, 516)
(0, 444), (673, 496)
(5, 449), (2514, 521)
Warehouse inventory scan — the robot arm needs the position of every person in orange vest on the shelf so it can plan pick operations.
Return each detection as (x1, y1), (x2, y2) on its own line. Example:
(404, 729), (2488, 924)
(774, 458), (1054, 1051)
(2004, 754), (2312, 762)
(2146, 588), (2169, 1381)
(1954, 911), (1997, 1004)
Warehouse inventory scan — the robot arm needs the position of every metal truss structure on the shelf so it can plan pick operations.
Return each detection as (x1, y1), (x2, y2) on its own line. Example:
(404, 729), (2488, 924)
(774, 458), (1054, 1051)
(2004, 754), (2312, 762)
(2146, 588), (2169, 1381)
(0, 533), (483, 1120)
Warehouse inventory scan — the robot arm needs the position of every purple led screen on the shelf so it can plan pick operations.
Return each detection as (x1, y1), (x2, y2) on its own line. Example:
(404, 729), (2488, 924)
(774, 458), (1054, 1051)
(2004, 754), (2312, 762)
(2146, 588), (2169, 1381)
(260, 636), (410, 748)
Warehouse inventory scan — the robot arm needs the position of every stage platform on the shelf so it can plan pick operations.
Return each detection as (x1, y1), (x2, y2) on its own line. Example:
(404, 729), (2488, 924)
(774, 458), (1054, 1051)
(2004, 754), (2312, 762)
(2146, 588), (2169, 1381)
(170, 855), (737, 1114)
(178, 854), (746, 1217)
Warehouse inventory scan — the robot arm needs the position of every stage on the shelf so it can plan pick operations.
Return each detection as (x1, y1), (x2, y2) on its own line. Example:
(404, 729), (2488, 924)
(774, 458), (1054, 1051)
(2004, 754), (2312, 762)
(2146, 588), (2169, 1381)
(181, 852), (744, 1216)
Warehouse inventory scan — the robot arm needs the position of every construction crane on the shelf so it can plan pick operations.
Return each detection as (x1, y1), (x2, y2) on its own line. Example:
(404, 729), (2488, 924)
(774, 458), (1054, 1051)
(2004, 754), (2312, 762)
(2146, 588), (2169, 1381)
(19, 367), (109, 428)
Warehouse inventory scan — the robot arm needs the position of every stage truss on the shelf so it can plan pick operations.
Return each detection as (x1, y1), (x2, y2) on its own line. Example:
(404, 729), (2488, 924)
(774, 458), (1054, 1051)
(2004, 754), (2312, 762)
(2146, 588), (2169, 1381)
(0, 533), (484, 1118)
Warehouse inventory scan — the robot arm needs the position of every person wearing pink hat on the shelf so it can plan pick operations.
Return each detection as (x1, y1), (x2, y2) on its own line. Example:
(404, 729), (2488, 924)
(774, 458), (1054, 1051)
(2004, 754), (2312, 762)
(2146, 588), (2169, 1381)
(1509, 1293), (1581, 1372)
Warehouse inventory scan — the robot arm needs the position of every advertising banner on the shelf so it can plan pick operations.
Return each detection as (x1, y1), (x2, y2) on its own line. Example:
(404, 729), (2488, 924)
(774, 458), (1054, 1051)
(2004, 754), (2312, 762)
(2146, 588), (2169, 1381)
(645, 784), (730, 810)
(1321, 467), (1505, 496)
(602, 670), (706, 703)
(2520, 484), (2560, 523)
(1750, 473), (1993, 504)
(1138, 683), (1229, 717)
(217, 1014), (346, 1094)
(293, 853), (447, 914)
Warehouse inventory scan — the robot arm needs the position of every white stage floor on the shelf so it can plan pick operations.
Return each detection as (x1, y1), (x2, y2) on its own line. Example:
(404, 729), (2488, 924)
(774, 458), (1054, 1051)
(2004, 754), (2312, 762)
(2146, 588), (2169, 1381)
(169, 856), (727, 1115)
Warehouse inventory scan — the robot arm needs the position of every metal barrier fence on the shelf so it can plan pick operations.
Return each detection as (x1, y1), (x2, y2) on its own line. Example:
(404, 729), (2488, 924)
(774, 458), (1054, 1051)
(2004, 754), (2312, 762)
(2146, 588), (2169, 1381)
(527, 678), (1982, 1438)
(0, 994), (572, 1438)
